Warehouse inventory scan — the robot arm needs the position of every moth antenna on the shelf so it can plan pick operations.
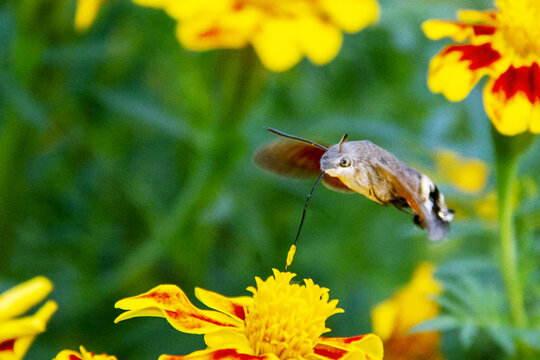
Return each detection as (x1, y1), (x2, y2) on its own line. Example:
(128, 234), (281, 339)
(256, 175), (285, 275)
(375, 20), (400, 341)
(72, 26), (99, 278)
(285, 171), (325, 271)
(338, 133), (348, 153)
(267, 128), (328, 151)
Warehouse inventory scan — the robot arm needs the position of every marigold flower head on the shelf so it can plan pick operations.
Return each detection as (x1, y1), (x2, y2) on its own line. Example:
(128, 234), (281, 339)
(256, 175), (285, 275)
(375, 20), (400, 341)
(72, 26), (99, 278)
(115, 269), (383, 360)
(0, 276), (57, 360)
(53, 346), (118, 360)
(371, 263), (442, 360)
(132, 0), (380, 72)
(423, 0), (540, 135)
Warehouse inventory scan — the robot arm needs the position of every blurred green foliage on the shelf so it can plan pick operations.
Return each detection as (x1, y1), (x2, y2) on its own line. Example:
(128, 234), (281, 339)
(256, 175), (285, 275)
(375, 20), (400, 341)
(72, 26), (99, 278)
(1, 0), (540, 359)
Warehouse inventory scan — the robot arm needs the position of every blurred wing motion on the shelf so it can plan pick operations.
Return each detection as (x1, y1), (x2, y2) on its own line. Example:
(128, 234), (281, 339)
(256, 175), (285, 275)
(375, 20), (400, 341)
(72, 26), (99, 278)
(254, 141), (353, 193)
(375, 161), (449, 241)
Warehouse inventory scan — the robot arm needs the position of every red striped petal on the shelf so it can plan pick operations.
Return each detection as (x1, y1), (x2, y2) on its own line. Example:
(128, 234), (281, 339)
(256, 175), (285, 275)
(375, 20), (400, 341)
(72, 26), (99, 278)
(428, 43), (501, 102)
(313, 343), (348, 360)
(0, 339), (15, 352)
(115, 285), (241, 334)
(484, 63), (540, 135)
(195, 288), (249, 321)
(441, 43), (501, 70)
(315, 335), (383, 360)
(423, 19), (496, 42)
(159, 348), (274, 360)
(492, 63), (540, 103)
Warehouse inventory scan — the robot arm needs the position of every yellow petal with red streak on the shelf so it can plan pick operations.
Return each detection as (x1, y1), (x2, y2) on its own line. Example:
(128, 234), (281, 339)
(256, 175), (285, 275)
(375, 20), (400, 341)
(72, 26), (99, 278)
(115, 285), (242, 334)
(428, 44), (500, 102)
(484, 79), (536, 135)
(483, 64), (540, 135)
(194, 288), (250, 321)
(4, 300), (57, 360)
(159, 348), (278, 360)
(317, 334), (383, 360)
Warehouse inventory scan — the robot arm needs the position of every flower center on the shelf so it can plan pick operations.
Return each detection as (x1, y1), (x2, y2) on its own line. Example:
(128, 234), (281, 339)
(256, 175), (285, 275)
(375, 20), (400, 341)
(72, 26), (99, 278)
(244, 270), (342, 360)
(495, 0), (540, 61)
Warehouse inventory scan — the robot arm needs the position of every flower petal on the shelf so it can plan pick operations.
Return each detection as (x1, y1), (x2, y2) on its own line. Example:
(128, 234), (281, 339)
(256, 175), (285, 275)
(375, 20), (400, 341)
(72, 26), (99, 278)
(3, 300), (57, 359)
(252, 18), (303, 72)
(159, 348), (278, 360)
(484, 64), (540, 135)
(316, 335), (383, 360)
(0, 277), (53, 321)
(319, 0), (379, 33)
(456, 10), (497, 24)
(53, 346), (118, 360)
(53, 349), (83, 360)
(428, 43), (501, 101)
(295, 16), (343, 66)
(203, 329), (252, 354)
(176, 6), (261, 51)
(74, 0), (105, 32)
(194, 288), (250, 321)
(370, 301), (398, 342)
(422, 20), (496, 42)
(115, 285), (242, 334)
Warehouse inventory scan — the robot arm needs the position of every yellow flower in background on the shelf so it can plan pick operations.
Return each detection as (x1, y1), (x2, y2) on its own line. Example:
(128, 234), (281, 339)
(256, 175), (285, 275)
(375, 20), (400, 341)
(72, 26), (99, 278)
(423, 0), (540, 135)
(115, 269), (383, 360)
(53, 346), (118, 360)
(133, 0), (380, 72)
(371, 263), (442, 360)
(0, 277), (57, 360)
(75, 0), (105, 32)
(435, 150), (489, 194)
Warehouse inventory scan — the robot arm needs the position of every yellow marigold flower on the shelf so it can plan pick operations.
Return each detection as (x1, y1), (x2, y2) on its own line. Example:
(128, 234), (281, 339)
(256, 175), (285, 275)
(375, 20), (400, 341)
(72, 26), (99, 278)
(75, 0), (105, 32)
(0, 276), (57, 360)
(371, 263), (442, 360)
(53, 346), (118, 360)
(132, 0), (380, 72)
(423, 0), (540, 135)
(115, 269), (383, 360)
(435, 150), (489, 194)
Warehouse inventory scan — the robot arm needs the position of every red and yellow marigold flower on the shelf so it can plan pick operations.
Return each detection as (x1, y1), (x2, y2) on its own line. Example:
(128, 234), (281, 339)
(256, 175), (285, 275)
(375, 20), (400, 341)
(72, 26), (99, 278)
(0, 276), (57, 360)
(132, 0), (380, 72)
(423, 0), (540, 135)
(115, 269), (383, 360)
(371, 263), (442, 360)
(75, 0), (105, 32)
(53, 346), (118, 360)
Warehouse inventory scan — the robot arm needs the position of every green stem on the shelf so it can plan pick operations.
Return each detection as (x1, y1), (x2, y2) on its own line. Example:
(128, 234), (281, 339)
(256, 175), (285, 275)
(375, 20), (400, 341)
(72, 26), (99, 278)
(104, 48), (265, 293)
(492, 130), (534, 329)
(495, 146), (526, 328)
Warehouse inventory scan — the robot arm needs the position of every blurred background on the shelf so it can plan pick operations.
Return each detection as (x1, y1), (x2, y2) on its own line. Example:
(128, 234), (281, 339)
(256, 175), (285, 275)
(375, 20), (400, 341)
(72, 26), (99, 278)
(2, 0), (540, 359)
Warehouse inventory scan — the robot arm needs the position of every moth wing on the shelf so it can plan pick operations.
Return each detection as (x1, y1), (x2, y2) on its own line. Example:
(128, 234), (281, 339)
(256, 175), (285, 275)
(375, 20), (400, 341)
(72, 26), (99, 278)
(254, 141), (326, 178)
(375, 161), (448, 241)
(322, 174), (355, 193)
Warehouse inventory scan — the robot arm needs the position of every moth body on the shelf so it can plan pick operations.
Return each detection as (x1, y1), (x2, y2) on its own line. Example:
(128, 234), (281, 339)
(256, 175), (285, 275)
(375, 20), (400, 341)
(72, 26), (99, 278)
(255, 128), (455, 241)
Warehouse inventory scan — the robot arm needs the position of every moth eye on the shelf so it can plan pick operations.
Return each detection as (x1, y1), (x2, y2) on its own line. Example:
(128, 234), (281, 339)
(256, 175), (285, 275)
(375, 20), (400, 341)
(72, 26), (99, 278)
(339, 157), (351, 167)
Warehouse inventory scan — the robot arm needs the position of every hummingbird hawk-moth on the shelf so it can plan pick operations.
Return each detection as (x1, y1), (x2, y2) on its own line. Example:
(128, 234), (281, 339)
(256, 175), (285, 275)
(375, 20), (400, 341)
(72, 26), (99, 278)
(254, 128), (454, 241)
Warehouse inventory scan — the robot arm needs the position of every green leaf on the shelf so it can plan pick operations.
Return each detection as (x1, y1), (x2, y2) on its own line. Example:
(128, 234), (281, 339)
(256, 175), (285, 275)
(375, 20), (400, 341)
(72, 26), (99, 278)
(459, 322), (478, 349)
(409, 316), (461, 333)
(487, 326), (516, 355)
(93, 87), (191, 140)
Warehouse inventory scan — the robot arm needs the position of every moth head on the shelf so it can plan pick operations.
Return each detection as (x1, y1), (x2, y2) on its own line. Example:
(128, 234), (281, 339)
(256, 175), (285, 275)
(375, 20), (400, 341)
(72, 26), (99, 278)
(320, 140), (355, 178)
